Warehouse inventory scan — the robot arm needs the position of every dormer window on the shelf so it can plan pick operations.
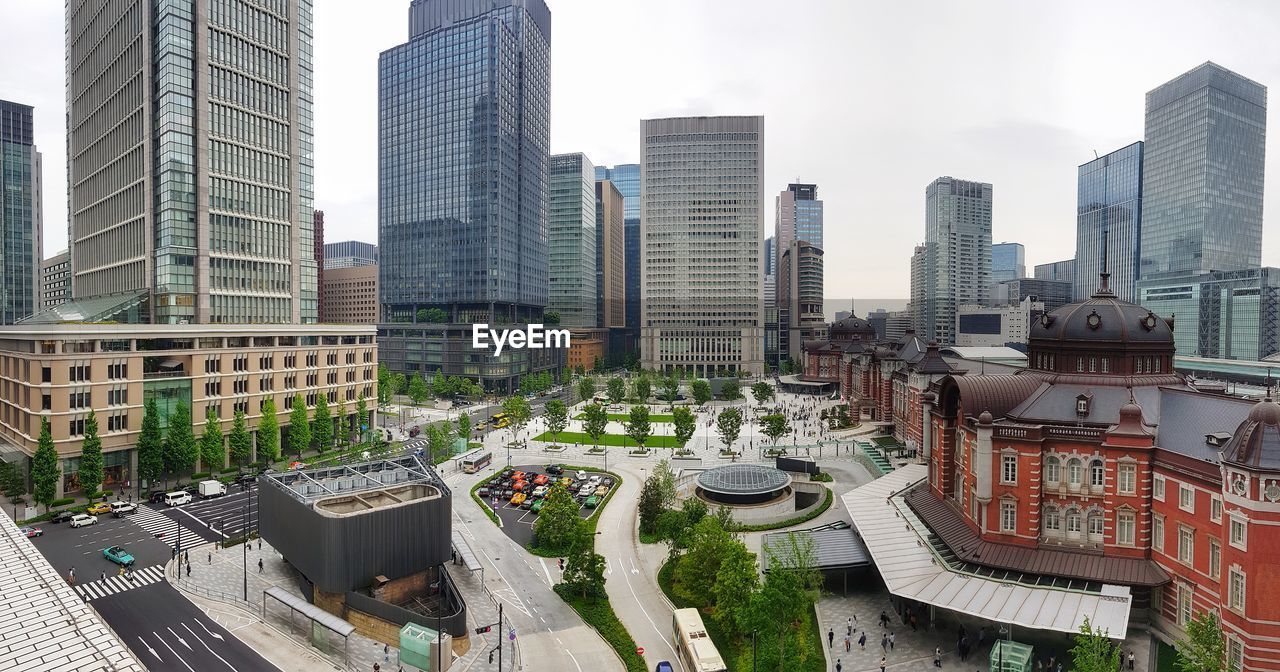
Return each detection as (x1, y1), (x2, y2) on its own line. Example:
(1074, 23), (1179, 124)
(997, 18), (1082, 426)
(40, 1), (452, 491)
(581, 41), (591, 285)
(1076, 393), (1092, 417)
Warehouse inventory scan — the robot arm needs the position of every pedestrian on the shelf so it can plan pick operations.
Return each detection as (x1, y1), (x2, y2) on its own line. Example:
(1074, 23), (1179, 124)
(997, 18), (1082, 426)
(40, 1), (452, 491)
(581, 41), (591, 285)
(910, 613), (919, 631)
(373, 664), (380, 672)
(844, 633), (850, 652)
(184, 550), (189, 564)
(100, 571), (106, 582)
(258, 558), (264, 573)
(1128, 652), (1135, 671)
(859, 631), (866, 650)
(1056, 663), (1063, 672)
(880, 611), (890, 628)
(558, 558), (565, 571)
(836, 660), (842, 672)
(935, 646), (943, 668)
(185, 562), (191, 577)
(848, 616), (854, 635)
(890, 632), (896, 650)
(881, 633), (888, 652)
(880, 656), (887, 672)
(828, 629), (834, 648)
(208, 551), (212, 564)
(257, 539), (261, 551)
(384, 643), (390, 662)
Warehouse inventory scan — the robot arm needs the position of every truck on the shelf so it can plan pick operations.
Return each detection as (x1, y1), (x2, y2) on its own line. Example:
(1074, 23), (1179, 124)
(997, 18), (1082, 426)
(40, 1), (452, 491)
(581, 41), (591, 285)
(198, 480), (227, 499)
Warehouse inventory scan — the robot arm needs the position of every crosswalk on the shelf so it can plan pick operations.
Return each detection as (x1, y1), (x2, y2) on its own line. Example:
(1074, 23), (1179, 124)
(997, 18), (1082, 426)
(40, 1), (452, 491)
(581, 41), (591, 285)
(127, 506), (204, 549)
(74, 565), (166, 601)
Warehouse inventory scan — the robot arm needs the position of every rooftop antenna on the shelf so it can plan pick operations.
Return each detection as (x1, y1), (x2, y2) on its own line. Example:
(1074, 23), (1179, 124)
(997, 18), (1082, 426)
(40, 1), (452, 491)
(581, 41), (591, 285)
(1093, 149), (1099, 159)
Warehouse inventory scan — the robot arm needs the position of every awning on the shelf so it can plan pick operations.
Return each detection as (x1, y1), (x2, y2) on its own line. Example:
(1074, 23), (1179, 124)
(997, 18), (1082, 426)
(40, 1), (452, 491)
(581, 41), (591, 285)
(760, 527), (871, 573)
(843, 465), (1132, 638)
(452, 531), (482, 573)
(263, 585), (355, 637)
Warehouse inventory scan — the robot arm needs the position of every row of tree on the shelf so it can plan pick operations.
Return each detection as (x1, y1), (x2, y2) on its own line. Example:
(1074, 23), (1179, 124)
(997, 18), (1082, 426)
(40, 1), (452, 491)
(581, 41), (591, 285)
(379, 364), (486, 406)
(572, 376), (776, 408)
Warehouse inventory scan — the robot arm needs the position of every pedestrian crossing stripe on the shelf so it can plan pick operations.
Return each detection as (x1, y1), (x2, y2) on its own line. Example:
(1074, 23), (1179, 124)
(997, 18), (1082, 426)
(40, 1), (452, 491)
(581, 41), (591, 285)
(127, 506), (202, 549)
(75, 565), (166, 601)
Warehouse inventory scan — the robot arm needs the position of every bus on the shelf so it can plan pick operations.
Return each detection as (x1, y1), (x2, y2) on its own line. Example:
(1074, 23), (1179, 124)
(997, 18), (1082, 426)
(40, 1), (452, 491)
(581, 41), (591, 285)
(672, 608), (727, 672)
(491, 412), (510, 429)
(459, 449), (493, 474)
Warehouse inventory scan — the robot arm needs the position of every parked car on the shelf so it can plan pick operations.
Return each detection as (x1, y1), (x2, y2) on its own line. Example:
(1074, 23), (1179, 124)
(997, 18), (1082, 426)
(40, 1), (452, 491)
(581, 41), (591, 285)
(409, 426), (421, 438)
(532, 474), (550, 487)
(477, 487), (491, 498)
(575, 470), (589, 481)
(594, 485), (609, 497)
(584, 495), (600, 509)
(601, 477), (614, 488)
(102, 545), (135, 566)
(577, 484), (594, 498)
(588, 475), (602, 488)
(558, 477), (574, 488)
(511, 471), (527, 482)
(148, 491), (169, 504)
(530, 499), (544, 514)
(19, 526), (43, 538)
(69, 514), (97, 528)
(110, 501), (137, 517)
(499, 469), (513, 479)
(532, 485), (548, 498)
(234, 473), (258, 487)
(500, 487), (514, 499)
(545, 464), (563, 475)
(520, 497), (534, 510)
(288, 461), (307, 471)
(181, 483), (201, 496)
(86, 502), (111, 515)
(164, 491), (193, 507)
(510, 492), (526, 506)
(49, 511), (76, 524)
(512, 481), (527, 493)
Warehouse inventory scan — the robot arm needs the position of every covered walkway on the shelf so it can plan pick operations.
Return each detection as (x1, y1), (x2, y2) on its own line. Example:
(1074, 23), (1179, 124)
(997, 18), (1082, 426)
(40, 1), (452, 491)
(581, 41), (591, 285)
(263, 585), (356, 665)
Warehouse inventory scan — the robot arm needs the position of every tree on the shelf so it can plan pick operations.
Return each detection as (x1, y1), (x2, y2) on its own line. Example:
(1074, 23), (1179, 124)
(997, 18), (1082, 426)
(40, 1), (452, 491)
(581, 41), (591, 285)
(638, 474), (666, 536)
(0, 460), (25, 501)
(577, 376), (596, 404)
(456, 413), (471, 444)
(749, 534), (823, 671)
(761, 413), (791, 452)
(408, 374), (430, 404)
(632, 375), (651, 403)
(657, 509), (690, 560)
(1176, 611), (1225, 672)
(313, 393), (333, 451)
(502, 395), (532, 446)
(258, 398), (280, 464)
(164, 402), (197, 484)
(561, 518), (606, 599)
(355, 396), (369, 445)
(288, 395), (311, 458)
(1069, 616), (1122, 672)
(658, 375), (680, 408)
(581, 403), (608, 450)
(229, 410), (252, 469)
(625, 405), (651, 450)
(32, 417), (59, 511)
(719, 379), (741, 401)
(652, 459), (677, 509)
(425, 423), (454, 463)
(691, 379), (712, 406)
(390, 372), (408, 398)
(534, 484), (581, 552)
(544, 399), (568, 446)
(335, 399), (348, 447)
(672, 406), (696, 451)
(138, 398), (164, 487)
(606, 377), (626, 405)
(79, 410), (104, 497)
(674, 515), (737, 605)
(543, 310), (561, 325)
(199, 407), (225, 473)
(377, 363), (392, 405)
(418, 307), (448, 323)
(751, 381), (774, 406)
(712, 543), (759, 633)
(716, 408), (743, 453)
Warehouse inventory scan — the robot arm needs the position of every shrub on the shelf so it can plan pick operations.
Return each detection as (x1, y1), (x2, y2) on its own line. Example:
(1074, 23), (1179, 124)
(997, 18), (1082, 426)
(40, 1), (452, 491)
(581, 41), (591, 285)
(810, 472), (833, 482)
(51, 497), (75, 508)
(552, 585), (646, 672)
(190, 472), (211, 480)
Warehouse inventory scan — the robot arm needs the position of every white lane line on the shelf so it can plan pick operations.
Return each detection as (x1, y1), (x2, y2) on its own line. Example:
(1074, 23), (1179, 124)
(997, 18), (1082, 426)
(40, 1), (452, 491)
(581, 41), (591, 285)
(175, 507), (229, 539)
(617, 553), (680, 664)
(563, 647), (585, 672)
(154, 632), (195, 672)
(183, 622), (237, 671)
(540, 558), (553, 586)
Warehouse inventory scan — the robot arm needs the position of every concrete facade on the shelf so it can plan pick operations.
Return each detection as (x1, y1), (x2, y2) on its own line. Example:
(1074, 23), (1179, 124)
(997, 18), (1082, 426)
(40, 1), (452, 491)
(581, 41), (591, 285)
(322, 265), (379, 325)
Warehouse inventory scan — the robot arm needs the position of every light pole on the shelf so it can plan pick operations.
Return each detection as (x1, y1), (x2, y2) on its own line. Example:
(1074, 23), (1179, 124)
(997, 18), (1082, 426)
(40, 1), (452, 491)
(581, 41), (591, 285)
(242, 503), (248, 600)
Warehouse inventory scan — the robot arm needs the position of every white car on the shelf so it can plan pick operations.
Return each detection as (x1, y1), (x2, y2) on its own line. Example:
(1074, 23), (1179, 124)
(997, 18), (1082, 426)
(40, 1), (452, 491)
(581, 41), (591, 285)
(69, 513), (98, 528)
(532, 485), (548, 498)
(109, 501), (137, 516)
(577, 484), (594, 498)
(588, 475), (602, 488)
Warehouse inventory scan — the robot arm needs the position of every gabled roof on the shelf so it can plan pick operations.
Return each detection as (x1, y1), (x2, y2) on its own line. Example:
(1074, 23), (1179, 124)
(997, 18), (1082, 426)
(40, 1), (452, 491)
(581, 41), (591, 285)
(1156, 388), (1254, 464)
(942, 374), (1044, 419)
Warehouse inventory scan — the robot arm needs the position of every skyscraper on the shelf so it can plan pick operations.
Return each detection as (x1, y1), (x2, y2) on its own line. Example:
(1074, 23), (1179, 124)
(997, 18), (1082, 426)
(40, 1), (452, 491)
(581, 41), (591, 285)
(0, 100), (41, 324)
(780, 240), (825, 362)
(1034, 259), (1076, 293)
(549, 153), (597, 328)
(990, 242), (1025, 284)
(595, 180), (625, 330)
(377, 0), (556, 391)
(1077, 142), (1144, 301)
(596, 164), (640, 336)
(64, 0), (318, 324)
(774, 183), (823, 364)
(640, 116), (764, 376)
(915, 177), (992, 344)
(324, 241), (379, 269)
(1140, 62), (1266, 280)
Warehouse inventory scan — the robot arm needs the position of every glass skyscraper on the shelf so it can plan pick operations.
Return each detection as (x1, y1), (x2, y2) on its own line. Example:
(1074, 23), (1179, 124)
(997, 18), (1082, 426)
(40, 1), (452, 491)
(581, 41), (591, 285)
(548, 153), (597, 328)
(912, 177), (992, 344)
(775, 183), (823, 365)
(990, 242), (1025, 284)
(377, 0), (557, 391)
(1076, 142), (1143, 301)
(595, 164), (640, 333)
(1139, 62), (1266, 280)
(1138, 268), (1280, 360)
(0, 100), (42, 324)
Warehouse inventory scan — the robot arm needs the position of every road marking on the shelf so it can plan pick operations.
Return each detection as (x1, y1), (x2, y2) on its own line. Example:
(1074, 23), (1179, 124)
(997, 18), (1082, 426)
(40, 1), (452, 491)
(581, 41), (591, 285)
(618, 553), (680, 665)
(563, 647), (585, 672)
(154, 632), (195, 672)
(168, 626), (192, 651)
(184, 622), (238, 671)
(175, 507), (230, 539)
(137, 636), (162, 662)
(197, 619), (225, 641)
(540, 558), (553, 586)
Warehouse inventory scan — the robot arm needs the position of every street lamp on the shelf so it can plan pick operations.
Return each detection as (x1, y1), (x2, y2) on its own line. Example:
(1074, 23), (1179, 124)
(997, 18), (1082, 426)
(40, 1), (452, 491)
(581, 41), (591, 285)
(242, 502), (249, 600)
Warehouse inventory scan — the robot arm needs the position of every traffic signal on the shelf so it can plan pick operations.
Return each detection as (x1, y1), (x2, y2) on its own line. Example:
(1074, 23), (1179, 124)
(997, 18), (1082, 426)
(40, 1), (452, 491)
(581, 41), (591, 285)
(488, 651), (494, 664)
(474, 625), (491, 634)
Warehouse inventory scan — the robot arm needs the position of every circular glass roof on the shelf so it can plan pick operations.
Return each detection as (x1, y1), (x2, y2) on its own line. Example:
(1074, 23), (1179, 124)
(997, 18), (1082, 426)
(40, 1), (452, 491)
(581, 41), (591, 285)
(696, 464), (791, 496)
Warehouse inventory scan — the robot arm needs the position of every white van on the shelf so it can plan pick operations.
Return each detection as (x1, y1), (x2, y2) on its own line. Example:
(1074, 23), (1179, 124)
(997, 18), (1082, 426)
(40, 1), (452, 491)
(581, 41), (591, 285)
(164, 491), (192, 507)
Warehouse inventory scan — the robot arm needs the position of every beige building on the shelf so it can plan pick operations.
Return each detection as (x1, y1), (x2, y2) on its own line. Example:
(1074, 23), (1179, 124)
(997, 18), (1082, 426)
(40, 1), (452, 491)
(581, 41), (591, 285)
(595, 180), (625, 329)
(40, 250), (70, 310)
(0, 323), (376, 498)
(322, 265), (379, 324)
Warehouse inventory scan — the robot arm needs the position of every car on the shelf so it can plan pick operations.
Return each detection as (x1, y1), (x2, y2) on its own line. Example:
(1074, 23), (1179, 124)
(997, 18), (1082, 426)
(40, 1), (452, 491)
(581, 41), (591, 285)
(594, 485), (609, 497)
(575, 470), (589, 481)
(512, 481), (527, 493)
(545, 464), (563, 475)
(474, 422), (488, 431)
(588, 475), (602, 488)
(86, 502), (111, 515)
(602, 477), (614, 488)
(181, 483), (201, 495)
(500, 487), (514, 499)
(234, 472), (258, 487)
(409, 426), (421, 438)
(49, 511), (76, 524)
(532, 474), (550, 487)
(477, 487), (490, 498)
(19, 526), (43, 538)
(530, 499), (544, 514)
(558, 477), (574, 488)
(532, 485), (548, 498)
(69, 513), (97, 528)
(289, 461), (307, 471)
(164, 491), (193, 507)
(148, 491), (168, 504)
(520, 497), (534, 510)
(499, 469), (513, 479)
(577, 484), (594, 498)
(110, 501), (137, 517)
(584, 495), (600, 509)
(655, 662), (675, 672)
(510, 493), (527, 506)
(102, 545), (135, 566)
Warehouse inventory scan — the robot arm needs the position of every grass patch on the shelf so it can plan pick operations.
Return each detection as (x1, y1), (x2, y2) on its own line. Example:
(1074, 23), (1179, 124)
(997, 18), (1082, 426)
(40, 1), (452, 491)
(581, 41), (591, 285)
(638, 530), (663, 545)
(552, 585), (646, 672)
(532, 430), (679, 448)
(733, 487), (833, 532)
(575, 412), (676, 423)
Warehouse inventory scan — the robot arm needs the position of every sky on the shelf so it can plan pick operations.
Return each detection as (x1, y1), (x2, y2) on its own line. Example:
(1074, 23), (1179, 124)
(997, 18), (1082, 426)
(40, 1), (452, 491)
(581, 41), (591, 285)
(4, 0), (1280, 301)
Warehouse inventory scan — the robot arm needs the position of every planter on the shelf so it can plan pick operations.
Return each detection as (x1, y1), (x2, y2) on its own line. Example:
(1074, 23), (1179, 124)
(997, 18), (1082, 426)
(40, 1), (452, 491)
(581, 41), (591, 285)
(628, 449), (650, 457)
(543, 445), (566, 453)
(587, 447), (606, 455)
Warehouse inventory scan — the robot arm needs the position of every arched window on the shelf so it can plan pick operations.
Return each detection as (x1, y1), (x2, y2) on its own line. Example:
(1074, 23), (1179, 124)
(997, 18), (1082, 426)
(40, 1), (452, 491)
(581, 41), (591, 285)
(1044, 456), (1061, 484)
(1043, 507), (1061, 534)
(1068, 458), (1084, 485)
(1076, 357), (1084, 372)
(1089, 357), (1097, 372)
(1087, 512), (1104, 541)
(1101, 358), (1110, 373)
(1090, 459), (1105, 488)
(1067, 509), (1082, 535)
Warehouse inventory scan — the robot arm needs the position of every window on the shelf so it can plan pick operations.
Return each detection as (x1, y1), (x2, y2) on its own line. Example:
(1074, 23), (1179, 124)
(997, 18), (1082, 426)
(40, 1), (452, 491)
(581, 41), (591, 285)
(107, 363), (126, 379)
(1091, 459), (1106, 488)
(1179, 485), (1195, 513)
(1230, 516), (1247, 550)
(107, 414), (128, 432)
(1178, 527), (1194, 564)
(259, 355), (274, 370)
(1044, 456), (1061, 484)
(1067, 510), (1082, 534)
(1000, 501), (1016, 532)
(1118, 463), (1135, 494)
(1228, 638), (1243, 672)
(69, 390), (90, 409)
(1153, 515), (1164, 552)
(1229, 568), (1246, 612)
(1117, 511), (1135, 545)
(68, 417), (85, 437)
(1087, 513), (1104, 541)
(69, 365), (90, 382)
(205, 357), (221, 374)
(41, 394), (51, 411)
(1044, 508), (1060, 534)
(1211, 496), (1222, 523)
(41, 366), (51, 383)
(1209, 540), (1221, 579)
(1002, 455), (1017, 484)
(1154, 475), (1165, 501)
(1177, 585), (1193, 626)
(1068, 458), (1084, 485)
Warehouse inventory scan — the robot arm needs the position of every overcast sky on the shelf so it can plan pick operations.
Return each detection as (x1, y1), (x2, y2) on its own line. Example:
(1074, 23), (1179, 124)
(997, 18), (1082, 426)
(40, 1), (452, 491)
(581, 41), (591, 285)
(4, 0), (1280, 300)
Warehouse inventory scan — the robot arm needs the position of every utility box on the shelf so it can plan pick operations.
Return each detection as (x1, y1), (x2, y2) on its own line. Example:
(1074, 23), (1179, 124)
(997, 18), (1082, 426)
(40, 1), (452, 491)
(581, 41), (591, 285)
(400, 623), (452, 672)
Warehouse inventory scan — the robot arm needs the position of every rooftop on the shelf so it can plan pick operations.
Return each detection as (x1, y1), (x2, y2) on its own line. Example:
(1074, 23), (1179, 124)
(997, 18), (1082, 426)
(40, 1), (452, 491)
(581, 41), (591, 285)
(262, 456), (449, 504)
(696, 464), (791, 496)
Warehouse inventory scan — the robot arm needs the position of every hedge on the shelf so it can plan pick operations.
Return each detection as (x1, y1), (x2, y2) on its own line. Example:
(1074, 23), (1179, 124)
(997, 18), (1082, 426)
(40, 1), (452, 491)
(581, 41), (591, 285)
(809, 472), (833, 483)
(733, 487), (833, 532)
(469, 480), (501, 526)
(51, 497), (75, 508)
(190, 472), (211, 480)
(552, 585), (646, 672)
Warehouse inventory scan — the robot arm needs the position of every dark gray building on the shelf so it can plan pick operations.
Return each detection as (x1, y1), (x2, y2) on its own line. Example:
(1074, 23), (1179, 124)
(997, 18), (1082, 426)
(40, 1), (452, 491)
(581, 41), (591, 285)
(1138, 268), (1280, 361)
(596, 164), (640, 356)
(1140, 63), (1267, 281)
(0, 100), (41, 324)
(1034, 259), (1076, 300)
(914, 177), (993, 344)
(1077, 142), (1143, 302)
(323, 241), (379, 269)
(996, 278), (1073, 312)
(377, 0), (559, 391)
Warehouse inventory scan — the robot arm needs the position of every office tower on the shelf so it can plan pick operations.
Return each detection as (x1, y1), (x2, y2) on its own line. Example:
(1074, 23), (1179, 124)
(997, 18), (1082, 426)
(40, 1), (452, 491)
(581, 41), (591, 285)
(596, 180), (625, 329)
(1077, 142), (1143, 301)
(780, 240), (825, 362)
(1140, 62), (1266, 280)
(995, 278), (1072, 312)
(0, 100), (41, 324)
(1138, 268), (1280, 360)
(991, 242), (1025, 284)
(774, 183), (822, 297)
(1034, 259), (1076, 296)
(314, 210), (325, 322)
(764, 235), (777, 366)
(324, 241), (379, 269)
(549, 153), (597, 328)
(596, 164), (640, 336)
(63, 0), (318, 324)
(640, 116), (764, 376)
(764, 236), (775, 276)
(916, 177), (992, 343)
(41, 250), (71, 310)
(377, 0), (555, 391)
(323, 265), (379, 325)
(909, 244), (927, 336)
(956, 297), (1044, 348)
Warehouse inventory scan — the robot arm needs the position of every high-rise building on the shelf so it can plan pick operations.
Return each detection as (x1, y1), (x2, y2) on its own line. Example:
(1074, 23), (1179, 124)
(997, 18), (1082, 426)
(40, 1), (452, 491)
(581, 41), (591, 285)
(314, 210), (325, 322)
(323, 265), (379, 325)
(0, 100), (42, 324)
(64, 0), (318, 324)
(595, 180), (625, 330)
(1140, 62), (1266, 280)
(1034, 259), (1076, 296)
(995, 278), (1073, 312)
(956, 297), (1045, 348)
(377, 0), (556, 391)
(596, 164), (640, 336)
(549, 153), (597, 328)
(40, 250), (71, 310)
(990, 242), (1025, 285)
(764, 235), (777, 367)
(1077, 142), (1143, 301)
(763, 236), (775, 276)
(780, 240), (825, 362)
(909, 244), (927, 335)
(775, 183), (823, 366)
(640, 116), (764, 376)
(324, 241), (379, 269)
(1138, 268), (1280, 360)
(914, 177), (992, 343)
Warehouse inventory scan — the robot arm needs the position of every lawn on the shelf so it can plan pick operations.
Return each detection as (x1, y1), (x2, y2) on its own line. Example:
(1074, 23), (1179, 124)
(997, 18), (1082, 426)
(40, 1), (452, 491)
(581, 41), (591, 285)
(532, 430), (681, 448)
(574, 412), (677, 423)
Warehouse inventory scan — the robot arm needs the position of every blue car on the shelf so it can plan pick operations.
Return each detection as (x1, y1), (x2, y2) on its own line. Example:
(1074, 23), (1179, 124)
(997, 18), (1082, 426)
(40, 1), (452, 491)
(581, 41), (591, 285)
(655, 663), (674, 672)
(103, 545), (135, 566)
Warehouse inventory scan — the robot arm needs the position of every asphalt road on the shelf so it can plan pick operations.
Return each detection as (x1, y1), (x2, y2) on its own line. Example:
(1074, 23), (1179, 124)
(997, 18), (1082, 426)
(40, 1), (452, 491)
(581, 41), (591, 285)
(163, 484), (260, 540)
(29, 511), (173, 579)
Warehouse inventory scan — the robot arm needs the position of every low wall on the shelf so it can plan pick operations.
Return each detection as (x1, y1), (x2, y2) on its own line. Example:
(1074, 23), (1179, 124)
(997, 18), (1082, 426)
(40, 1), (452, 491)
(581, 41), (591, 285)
(674, 474), (828, 526)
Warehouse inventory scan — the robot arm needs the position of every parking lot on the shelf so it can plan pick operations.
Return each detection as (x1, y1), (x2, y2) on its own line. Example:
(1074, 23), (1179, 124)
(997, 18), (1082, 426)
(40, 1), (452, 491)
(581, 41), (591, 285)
(479, 463), (612, 547)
